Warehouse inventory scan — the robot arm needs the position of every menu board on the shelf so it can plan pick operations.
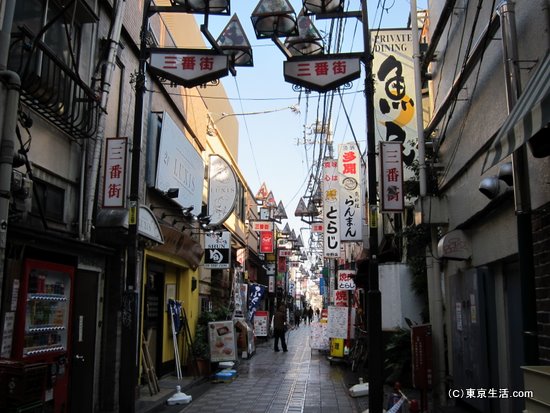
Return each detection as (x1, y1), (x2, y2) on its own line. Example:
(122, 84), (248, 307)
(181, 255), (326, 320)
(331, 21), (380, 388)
(327, 306), (349, 339)
(253, 311), (269, 337)
(208, 321), (237, 362)
(310, 322), (329, 351)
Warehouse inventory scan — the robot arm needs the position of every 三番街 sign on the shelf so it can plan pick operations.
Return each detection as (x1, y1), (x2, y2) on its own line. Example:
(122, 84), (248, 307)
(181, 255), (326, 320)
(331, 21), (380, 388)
(284, 54), (361, 93)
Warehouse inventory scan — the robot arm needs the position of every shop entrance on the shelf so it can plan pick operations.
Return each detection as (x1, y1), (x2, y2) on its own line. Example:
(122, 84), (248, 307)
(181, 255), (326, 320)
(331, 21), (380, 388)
(144, 266), (165, 376)
(69, 269), (99, 412)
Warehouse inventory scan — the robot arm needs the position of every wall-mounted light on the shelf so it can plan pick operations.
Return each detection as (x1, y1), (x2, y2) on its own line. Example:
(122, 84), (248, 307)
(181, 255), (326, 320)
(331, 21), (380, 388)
(478, 176), (501, 199)
(162, 188), (179, 198)
(497, 162), (513, 186)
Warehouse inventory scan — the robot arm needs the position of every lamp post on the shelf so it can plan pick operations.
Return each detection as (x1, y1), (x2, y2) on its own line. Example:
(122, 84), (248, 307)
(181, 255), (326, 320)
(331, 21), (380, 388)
(252, 1), (382, 411)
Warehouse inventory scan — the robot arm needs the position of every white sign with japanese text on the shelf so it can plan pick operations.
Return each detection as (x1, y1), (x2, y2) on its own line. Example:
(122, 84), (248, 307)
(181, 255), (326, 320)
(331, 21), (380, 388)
(284, 54), (361, 93)
(149, 48), (229, 88)
(380, 141), (404, 212)
(337, 143), (362, 241)
(103, 137), (127, 208)
(322, 159), (340, 258)
(337, 269), (356, 290)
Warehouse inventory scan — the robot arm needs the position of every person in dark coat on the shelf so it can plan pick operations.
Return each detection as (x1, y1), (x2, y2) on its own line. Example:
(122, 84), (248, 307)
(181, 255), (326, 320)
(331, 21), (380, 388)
(273, 305), (288, 352)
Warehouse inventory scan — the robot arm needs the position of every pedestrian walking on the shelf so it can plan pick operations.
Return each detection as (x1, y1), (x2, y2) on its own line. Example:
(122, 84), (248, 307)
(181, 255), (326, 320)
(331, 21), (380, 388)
(307, 307), (313, 324)
(273, 305), (288, 352)
(294, 308), (301, 328)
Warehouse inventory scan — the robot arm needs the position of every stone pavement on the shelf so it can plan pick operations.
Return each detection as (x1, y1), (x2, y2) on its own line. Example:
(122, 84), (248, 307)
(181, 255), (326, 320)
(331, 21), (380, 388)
(136, 324), (473, 413)
(178, 324), (362, 413)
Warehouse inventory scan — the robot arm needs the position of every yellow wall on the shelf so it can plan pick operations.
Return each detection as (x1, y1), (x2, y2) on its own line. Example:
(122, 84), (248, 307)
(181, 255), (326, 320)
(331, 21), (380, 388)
(142, 250), (201, 367)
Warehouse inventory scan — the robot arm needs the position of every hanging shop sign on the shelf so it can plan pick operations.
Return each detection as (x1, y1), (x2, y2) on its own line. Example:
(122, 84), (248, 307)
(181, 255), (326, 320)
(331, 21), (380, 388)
(250, 220), (273, 232)
(103, 137), (127, 208)
(155, 112), (204, 213)
(149, 48), (229, 88)
(337, 143), (362, 241)
(284, 53), (361, 93)
(437, 230), (472, 261)
(208, 155), (237, 226)
(380, 141), (404, 212)
(337, 269), (356, 290)
(204, 231), (231, 269)
(322, 158), (340, 258)
(372, 29), (417, 180)
(260, 231), (274, 254)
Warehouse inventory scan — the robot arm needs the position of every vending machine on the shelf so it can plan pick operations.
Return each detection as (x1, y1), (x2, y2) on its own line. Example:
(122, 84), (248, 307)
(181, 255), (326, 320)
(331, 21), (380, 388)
(11, 259), (74, 412)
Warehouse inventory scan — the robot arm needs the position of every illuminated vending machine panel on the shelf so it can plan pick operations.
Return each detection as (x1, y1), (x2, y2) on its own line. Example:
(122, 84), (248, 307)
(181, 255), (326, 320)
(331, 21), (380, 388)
(14, 259), (73, 361)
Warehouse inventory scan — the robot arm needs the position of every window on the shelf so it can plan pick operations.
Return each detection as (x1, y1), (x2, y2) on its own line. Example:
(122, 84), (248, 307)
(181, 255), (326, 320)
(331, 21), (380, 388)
(31, 179), (65, 222)
(12, 0), (96, 70)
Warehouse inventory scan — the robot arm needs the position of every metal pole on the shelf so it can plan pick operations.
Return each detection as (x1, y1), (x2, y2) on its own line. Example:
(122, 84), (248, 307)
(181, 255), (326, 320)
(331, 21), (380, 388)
(0, 0), (20, 339)
(497, 0), (539, 365)
(361, 0), (383, 411)
(120, 1), (150, 411)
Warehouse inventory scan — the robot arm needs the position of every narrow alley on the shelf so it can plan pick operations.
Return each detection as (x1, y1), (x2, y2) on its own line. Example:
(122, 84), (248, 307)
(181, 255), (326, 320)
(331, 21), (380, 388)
(160, 326), (366, 413)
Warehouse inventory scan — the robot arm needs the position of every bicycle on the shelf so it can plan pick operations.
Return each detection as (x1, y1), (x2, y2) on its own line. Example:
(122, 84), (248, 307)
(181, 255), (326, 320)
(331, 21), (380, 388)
(348, 326), (368, 372)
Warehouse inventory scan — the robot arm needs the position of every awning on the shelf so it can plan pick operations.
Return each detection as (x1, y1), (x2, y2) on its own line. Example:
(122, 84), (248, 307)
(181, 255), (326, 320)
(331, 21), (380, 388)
(95, 205), (164, 245)
(482, 51), (550, 172)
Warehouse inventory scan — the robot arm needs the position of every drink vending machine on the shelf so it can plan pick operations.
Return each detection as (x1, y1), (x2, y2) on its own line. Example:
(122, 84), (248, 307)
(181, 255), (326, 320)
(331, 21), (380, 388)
(7, 259), (74, 412)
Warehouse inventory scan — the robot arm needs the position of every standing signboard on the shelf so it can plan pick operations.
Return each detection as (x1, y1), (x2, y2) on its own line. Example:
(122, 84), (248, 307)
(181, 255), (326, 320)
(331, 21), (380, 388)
(208, 321), (237, 362)
(253, 311), (269, 337)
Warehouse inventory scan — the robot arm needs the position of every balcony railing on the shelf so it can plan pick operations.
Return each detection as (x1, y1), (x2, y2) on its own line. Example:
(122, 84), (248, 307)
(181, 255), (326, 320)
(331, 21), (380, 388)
(9, 26), (99, 139)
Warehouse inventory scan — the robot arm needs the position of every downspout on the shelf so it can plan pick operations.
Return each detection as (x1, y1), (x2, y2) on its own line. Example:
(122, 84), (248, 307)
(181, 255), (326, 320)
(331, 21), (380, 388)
(411, 0), (447, 407)
(0, 0), (20, 336)
(497, 0), (539, 365)
(82, 0), (126, 241)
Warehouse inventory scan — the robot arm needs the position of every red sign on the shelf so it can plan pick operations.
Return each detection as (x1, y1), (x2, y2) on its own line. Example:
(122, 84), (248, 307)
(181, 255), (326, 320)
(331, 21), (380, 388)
(260, 231), (273, 253)
(284, 54), (361, 92)
(412, 324), (433, 390)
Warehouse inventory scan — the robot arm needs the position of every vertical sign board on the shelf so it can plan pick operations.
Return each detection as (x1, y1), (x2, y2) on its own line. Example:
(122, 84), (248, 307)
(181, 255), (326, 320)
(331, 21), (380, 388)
(380, 142), (405, 212)
(103, 137), (127, 207)
(412, 324), (433, 390)
(322, 159), (340, 258)
(337, 143), (363, 241)
(259, 231), (274, 254)
(204, 231), (231, 269)
(372, 29), (417, 181)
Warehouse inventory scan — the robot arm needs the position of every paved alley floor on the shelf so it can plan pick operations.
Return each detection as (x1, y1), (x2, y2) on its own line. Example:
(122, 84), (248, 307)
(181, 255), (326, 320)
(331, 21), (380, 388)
(177, 324), (363, 413)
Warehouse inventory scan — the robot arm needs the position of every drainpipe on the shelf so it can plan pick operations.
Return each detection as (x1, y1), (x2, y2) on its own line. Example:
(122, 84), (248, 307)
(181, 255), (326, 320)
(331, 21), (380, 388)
(497, 0), (539, 365)
(82, 0), (127, 241)
(0, 0), (20, 337)
(411, 0), (447, 407)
